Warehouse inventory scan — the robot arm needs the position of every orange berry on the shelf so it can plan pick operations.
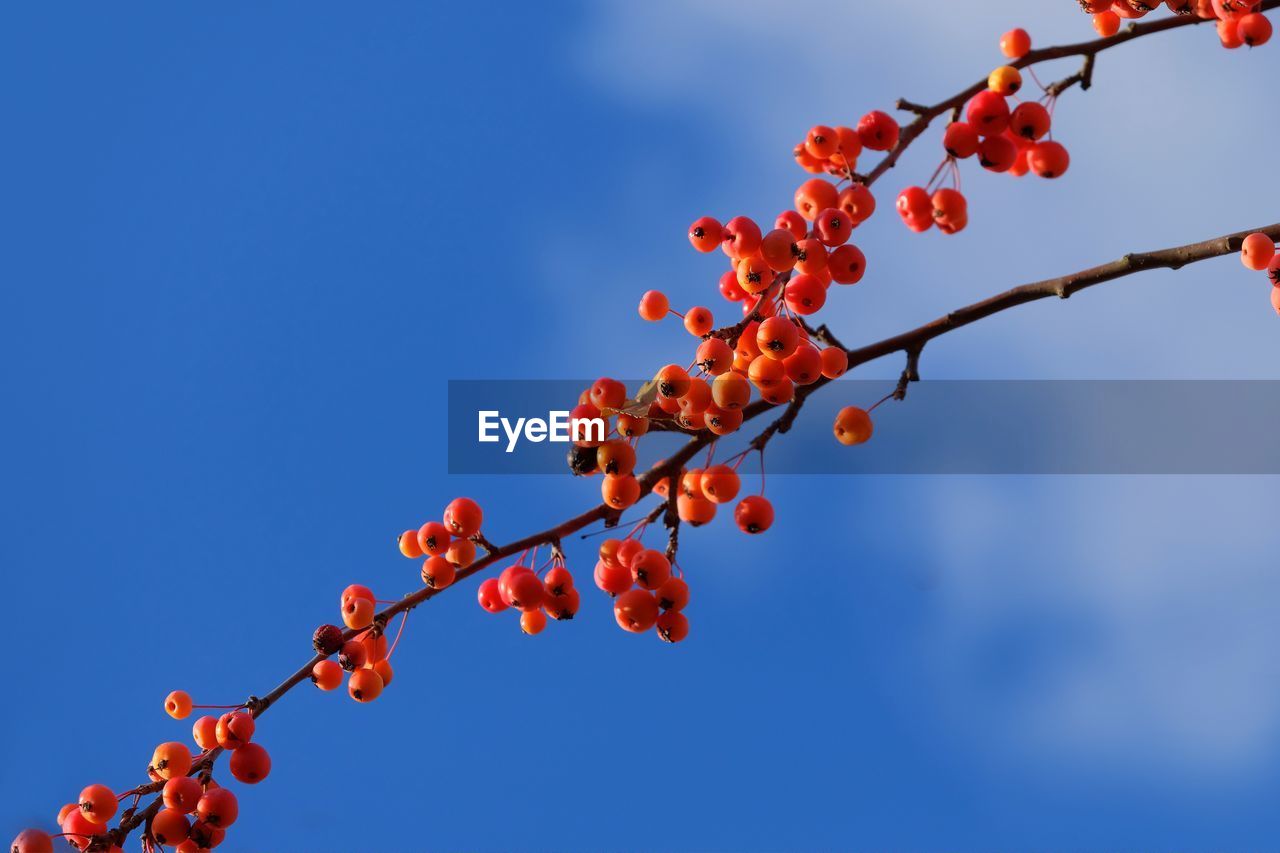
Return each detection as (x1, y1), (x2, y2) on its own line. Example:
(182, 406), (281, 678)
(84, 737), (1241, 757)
(820, 346), (849, 379)
(10, 829), (55, 853)
(700, 465), (741, 503)
(348, 667), (384, 703)
(712, 372), (751, 410)
(705, 404), (744, 435)
(163, 776), (203, 813)
(195, 788), (238, 828)
(630, 549), (672, 590)
(78, 784), (116, 825)
(596, 440), (637, 477)
(783, 274), (826, 315)
(373, 658), (394, 687)
(443, 497), (483, 538)
(150, 741), (193, 780)
(748, 354), (786, 390)
(760, 228), (799, 272)
(721, 216), (763, 259)
(837, 184), (876, 224)
(152, 809), (191, 846)
(229, 742), (271, 784)
(446, 537), (476, 569)
(342, 596), (375, 630)
(602, 473), (640, 510)
(397, 529), (423, 559)
(695, 337), (734, 376)
(656, 577), (690, 612)
(421, 555), (456, 589)
(416, 521), (451, 556)
(520, 609), (548, 635)
(339, 639), (368, 671)
(341, 584), (375, 607)
(683, 305), (714, 336)
(804, 124), (838, 159)
(655, 364), (691, 399)
(736, 255), (774, 295)
(761, 377), (796, 405)
(614, 588), (660, 633)
(215, 711), (255, 749)
(734, 495), (774, 534)
(594, 559), (633, 596)
(834, 406), (874, 445)
(1000, 28), (1031, 58)
(312, 659), (343, 690)
(60, 808), (100, 851)
(165, 690), (193, 720)
(477, 578), (508, 613)
(1093, 10), (1121, 36)
(657, 610), (690, 643)
(756, 316), (800, 360)
(545, 587), (581, 621)
(687, 216), (722, 253)
(192, 715), (219, 750)
(638, 289), (670, 321)
(1241, 232), (1275, 270)
(987, 65), (1022, 96)
(677, 493), (717, 526)
(794, 178), (839, 220)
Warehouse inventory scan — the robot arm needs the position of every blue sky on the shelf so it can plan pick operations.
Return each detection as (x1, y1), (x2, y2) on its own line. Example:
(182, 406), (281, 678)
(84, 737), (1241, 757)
(2, 3), (1279, 851)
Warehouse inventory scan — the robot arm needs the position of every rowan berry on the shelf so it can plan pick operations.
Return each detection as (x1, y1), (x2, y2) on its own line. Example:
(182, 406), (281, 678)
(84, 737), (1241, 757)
(736, 255), (774, 295)
(988, 65), (1023, 96)
(150, 741), (193, 780)
(696, 337), (734, 375)
(704, 405), (741, 436)
(196, 787), (239, 828)
(444, 497), (483, 538)
(833, 125), (863, 166)
(897, 186), (933, 232)
(943, 122), (980, 158)
(1239, 12), (1272, 45)
(398, 529), (423, 559)
(1268, 256), (1280, 286)
(838, 183), (877, 224)
(757, 316), (800, 359)
(834, 406), (875, 445)
(819, 346), (848, 379)
(9, 829), (54, 853)
(1000, 28), (1032, 58)
(187, 822), (226, 850)
(616, 538), (645, 568)
(682, 306), (713, 337)
(507, 570), (546, 612)
(794, 178), (839, 220)
(857, 110), (900, 151)
(784, 345), (823, 385)
(545, 587), (581, 620)
(721, 216), (763, 259)
(657, 611), (690, 643)
(748, 354), (786, 390)
(734, 495), (774, 534)
(312, 659), (343, 690)
(165, 690), (193, 720)
(60, 809), (100, 851)
(1241, 233), (1276, 270)
(446, 538), (476, 568)
(1010, 102), (1051, 141)
(590, 377), (627, 412)
(615, 588), (660, 633)
(415, 521), (450, 557)
(229, 742), (271, 784)
(639, 289), (670, 321)
(341, 584), (375, 607)
(791, 238), (828, 277)
(192, 715), (219, 750)
(362, 631), (388, 663)
(978, 134), (1018, 172)
(1094, 10), (1122, 35)
(814, 208), (853, 247)
(348, 668), (384, 703)
(760, 228), (798, 272)
(520, 609), (547, 635)
(1218, 16), (1245, 48)
(967, 90), (1011, 137)
(342, 596), (375, 630)
(761, 377), (795, 405)
(215, 711), (255, 749)
(595, 559), (634, 596)
(76, 785), (116, 825)
(421, 555), (456, 589)
(152, 809), (191, 846)
(163, 776), (204, 813)
(688, 216), (723, 253)
(828, 243), (866, 285)
(1028, 140), (1070, 178)
(373, 659), (394, 686)
(783, 274), (826, 315)
(602, 474), (640, 510)
(700, 465), (741, 503)
(1271, 285), (1280, 315)
(477, 578), (508, 613)
(656, 577), (690, 612)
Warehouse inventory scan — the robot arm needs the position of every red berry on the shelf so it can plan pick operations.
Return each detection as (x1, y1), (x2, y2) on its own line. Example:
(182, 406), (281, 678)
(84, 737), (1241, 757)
(942, 122), (980, 158)
(229, 742), (271, 784)
(614, 589), (660, 633)
(978, 135), (1018, 173)
(856, 110), (900, 151)
(196, 787), (239, 829)
(1241, 233), (1276, 270)
(1027, 140), (1070, 178)
(1000, 28), (1031, 59)
(657, 610), (690, 643)
(734, 495), (774, 534)
(966, 90), (1011, 137)
(443, 497), (483, 538)
(1009, 102), (1051, 140)
(639, 289), (670, 321)
(688, 216), (722, 252)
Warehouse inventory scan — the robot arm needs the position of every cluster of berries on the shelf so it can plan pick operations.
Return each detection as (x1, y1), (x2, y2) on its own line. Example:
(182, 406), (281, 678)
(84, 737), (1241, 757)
(396, 496), (484, 591)
(1239, 232), (1280, 315)
(790, 110), (901, 178)
(10, 691), (269, 853)
(899, 29), (1071, 235)
(476, 557), (581, 635)
(594, 536), (689, 642)
(1083, 1), (1272, 47)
